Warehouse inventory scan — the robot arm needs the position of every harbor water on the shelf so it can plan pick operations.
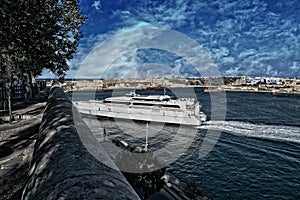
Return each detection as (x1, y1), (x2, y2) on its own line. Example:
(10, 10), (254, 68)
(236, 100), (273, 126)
(70, 88), (300, 199)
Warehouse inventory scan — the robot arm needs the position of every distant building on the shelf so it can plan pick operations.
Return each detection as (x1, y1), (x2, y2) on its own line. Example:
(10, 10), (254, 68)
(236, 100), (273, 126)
(245, 77), (283, 85)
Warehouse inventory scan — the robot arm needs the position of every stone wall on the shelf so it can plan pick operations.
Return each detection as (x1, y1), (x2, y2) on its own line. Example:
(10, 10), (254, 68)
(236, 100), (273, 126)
(22, 85), (139, 200)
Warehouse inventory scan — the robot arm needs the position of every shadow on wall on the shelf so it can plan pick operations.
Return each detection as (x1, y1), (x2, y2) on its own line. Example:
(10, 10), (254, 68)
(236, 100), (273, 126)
(22, 86), (140, 200)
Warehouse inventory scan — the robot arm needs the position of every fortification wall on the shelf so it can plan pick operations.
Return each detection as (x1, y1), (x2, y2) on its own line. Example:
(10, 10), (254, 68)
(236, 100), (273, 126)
(22, 86), (139, 200)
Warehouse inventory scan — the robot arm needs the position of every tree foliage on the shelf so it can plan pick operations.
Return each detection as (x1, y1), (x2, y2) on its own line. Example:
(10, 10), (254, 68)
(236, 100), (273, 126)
(0, 0), (86, 81)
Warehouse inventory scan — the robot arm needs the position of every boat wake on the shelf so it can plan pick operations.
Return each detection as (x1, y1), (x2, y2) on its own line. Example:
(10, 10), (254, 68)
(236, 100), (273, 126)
(198, 120), (300, 144)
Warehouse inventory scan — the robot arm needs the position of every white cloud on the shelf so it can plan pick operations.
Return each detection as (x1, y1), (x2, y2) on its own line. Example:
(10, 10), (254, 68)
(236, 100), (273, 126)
(110, 0), (194, 29)
(224, 66), (241, 76)
(92, 0), (101, 11)
(290, 62), (299, 71)
(70, 27), (218, 79)
(65, 0), (300, 78)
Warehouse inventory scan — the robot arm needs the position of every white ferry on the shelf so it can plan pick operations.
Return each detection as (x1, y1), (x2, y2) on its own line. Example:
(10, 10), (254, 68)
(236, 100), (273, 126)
(73, 91), (207, 126)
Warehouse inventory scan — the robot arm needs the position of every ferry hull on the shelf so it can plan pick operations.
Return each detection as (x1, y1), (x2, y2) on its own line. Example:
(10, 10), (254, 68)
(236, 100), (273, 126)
(74, 101), (203, 126)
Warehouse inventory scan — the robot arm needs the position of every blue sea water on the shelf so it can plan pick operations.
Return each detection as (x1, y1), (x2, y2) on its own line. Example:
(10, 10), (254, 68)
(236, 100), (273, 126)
(70, 89), (300, 199)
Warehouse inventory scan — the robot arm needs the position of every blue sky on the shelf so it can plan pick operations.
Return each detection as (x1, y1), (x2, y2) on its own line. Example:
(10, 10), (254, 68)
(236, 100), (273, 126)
(43, 0), (300, 79)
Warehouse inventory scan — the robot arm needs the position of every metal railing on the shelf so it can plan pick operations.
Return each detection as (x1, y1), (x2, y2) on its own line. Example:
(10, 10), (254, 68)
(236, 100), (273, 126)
(0, 81), (47, 109)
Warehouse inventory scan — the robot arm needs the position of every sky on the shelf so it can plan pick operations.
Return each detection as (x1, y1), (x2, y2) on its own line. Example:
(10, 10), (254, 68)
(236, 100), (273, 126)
(42, 0), (300, 79)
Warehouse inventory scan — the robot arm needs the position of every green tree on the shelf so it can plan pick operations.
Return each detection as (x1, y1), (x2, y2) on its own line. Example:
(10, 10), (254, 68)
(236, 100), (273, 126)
(0, 0), (85, 122)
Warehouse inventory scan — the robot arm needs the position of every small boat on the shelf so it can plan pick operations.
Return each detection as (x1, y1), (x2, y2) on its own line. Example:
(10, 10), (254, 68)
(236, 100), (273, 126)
(204, 87), (224, 92)
(271, 89), (278, 95)
(146, 85), (166, 90)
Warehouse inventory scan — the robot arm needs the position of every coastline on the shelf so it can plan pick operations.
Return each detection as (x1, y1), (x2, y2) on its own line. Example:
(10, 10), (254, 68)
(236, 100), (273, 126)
(221, 85), (300, 95)
(59, 76), (300, 95)
(65, 85), (300, 95)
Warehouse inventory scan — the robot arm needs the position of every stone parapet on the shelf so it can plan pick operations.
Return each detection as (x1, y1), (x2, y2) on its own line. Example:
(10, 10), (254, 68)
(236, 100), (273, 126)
(22, 86), (139, 200)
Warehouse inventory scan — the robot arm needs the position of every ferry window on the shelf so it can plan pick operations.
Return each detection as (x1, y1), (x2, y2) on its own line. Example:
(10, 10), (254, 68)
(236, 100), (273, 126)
(115, 101), (130, 105)
(104, 100), (129, 105)
(162, 105), (180, 108)
(132, 102), (154, 106)
(133, 98), (161, 102)
(132, 97), (170, 102)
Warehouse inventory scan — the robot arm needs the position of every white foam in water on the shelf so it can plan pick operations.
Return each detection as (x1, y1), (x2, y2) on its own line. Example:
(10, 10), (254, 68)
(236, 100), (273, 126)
(198, 121), (300, 144)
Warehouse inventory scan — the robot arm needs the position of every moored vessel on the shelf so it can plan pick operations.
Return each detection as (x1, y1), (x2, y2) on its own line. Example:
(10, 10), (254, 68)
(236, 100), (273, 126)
(204, 87), (224, 92)
(145, 85), (166, 90)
